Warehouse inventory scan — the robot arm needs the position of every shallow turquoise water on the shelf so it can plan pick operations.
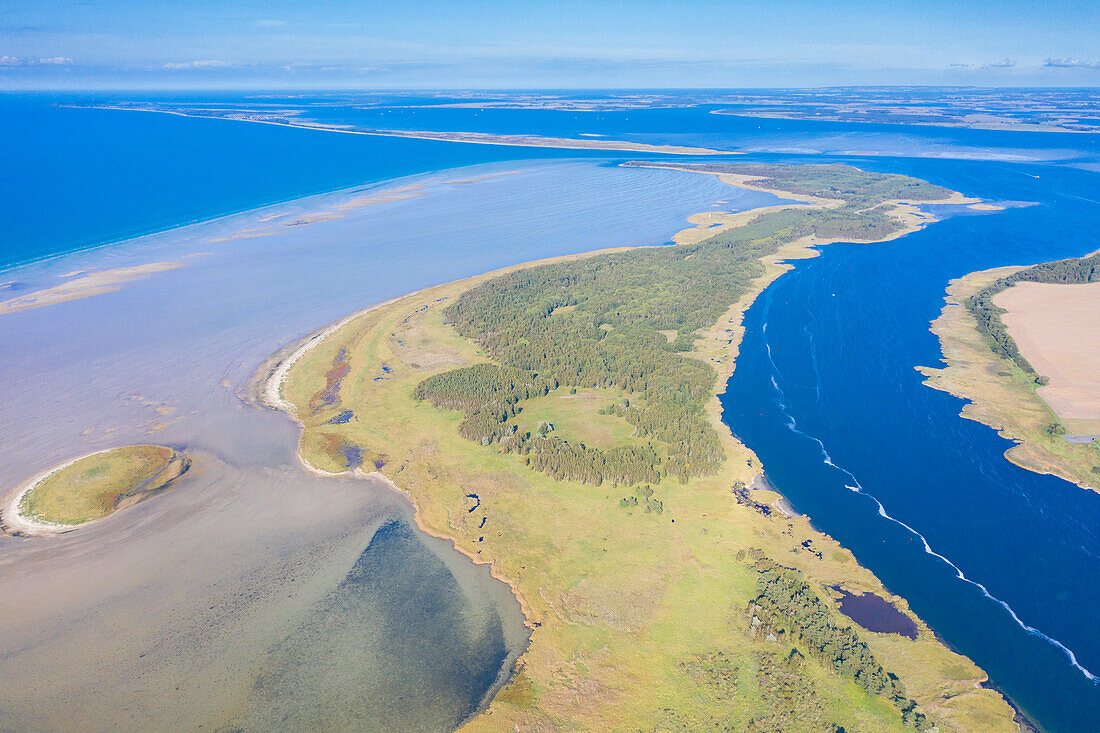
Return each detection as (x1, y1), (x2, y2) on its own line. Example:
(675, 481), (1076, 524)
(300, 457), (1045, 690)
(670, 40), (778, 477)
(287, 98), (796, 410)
(0, 95), (600, 269)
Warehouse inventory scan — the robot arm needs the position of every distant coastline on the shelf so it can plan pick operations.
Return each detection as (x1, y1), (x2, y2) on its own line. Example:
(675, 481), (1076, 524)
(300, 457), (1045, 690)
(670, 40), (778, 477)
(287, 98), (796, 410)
(71, 104), (736, 156)
(710, 107), (1100, 134)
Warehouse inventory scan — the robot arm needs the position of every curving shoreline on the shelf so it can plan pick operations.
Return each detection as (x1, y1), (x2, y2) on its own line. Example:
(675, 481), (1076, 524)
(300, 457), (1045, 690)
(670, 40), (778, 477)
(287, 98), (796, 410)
(1, 446), (189, 536)
(258, 289), (437, 418)
(919, 268), (1100, 493)
(256, 164), (1020, 730)
(1, 449), (115, 535)
(78, 104), (735, 156)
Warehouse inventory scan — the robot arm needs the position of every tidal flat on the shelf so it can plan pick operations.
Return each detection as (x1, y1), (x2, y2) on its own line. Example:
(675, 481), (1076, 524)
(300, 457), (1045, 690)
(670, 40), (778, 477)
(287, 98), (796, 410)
(0, 160), (772, 730)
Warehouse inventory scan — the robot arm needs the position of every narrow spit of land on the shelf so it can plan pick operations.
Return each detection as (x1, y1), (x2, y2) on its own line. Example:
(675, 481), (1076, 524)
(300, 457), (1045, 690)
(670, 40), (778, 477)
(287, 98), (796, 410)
(920, 252), (1100, 493)
(268, 162), (1019, 732)
(79, 104), (734, 156)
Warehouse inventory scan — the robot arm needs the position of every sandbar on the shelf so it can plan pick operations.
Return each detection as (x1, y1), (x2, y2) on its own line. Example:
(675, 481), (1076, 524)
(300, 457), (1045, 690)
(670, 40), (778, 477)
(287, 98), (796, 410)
(0, 261), (185, 315)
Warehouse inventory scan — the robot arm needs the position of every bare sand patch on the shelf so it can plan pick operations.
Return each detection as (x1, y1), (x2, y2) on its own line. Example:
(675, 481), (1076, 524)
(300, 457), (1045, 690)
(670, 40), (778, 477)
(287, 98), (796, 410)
(362, 129), (733, 155)
(995, 281), (1100, 421)
(212, 185), (425, 242)
(0, 261), (185, 315)
(332, 185), (424, 210)
(210, 228), (281, 243)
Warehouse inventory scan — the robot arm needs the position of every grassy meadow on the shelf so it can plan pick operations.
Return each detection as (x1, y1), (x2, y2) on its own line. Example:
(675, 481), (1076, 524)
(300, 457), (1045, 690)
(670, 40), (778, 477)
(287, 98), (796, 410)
(20, 445), (186, 525)
(280, 165), (1019, 731)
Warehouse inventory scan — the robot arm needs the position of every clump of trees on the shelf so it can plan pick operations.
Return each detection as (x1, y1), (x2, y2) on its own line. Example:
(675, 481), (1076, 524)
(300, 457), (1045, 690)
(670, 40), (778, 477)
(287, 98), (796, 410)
(747, 553), (932, 730)
(966, 251), (1100, 378)
(629, 161), (953, 207)
(415, 363), (558, 444)
(619, 484), (663, 513)
(417, 163), (946, 487)
(517, 437), (662, 486)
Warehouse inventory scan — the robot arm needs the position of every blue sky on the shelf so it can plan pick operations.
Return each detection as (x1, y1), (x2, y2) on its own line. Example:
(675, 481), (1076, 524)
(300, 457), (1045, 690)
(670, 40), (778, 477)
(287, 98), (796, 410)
(2, 0), (1099, 88)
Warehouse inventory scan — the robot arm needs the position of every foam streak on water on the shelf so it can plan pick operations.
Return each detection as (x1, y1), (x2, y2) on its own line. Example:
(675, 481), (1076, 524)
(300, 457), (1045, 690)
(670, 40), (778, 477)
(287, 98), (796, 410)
(760, 296), (1099, 684)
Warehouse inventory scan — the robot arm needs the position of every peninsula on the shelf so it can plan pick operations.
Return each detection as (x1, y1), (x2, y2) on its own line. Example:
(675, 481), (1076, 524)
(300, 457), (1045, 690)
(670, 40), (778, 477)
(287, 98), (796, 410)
(267, 163), (1018, 731)
(920, 252), (1100, 492)
(75, 104), (732, 156)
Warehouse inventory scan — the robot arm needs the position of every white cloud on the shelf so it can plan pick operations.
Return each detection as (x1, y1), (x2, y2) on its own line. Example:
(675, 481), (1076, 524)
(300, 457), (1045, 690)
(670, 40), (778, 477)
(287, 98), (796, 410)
(163, 59), (232, 70)
(0, 55), (20, 66)
(37, 56), (72, 65)
(950, 59), (1015, 70)
(1044, 57), (1100, 68)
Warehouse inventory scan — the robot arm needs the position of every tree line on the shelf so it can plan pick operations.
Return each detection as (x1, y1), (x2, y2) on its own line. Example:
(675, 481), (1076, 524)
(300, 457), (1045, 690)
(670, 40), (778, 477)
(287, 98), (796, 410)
(416, 163), (953, 487)
(966, 251), (1100, 378)
(746, 553), (932, 730)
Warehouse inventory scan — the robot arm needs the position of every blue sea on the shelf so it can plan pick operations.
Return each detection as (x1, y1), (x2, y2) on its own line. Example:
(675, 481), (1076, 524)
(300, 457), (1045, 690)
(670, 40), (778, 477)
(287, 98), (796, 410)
(0, 94), (611, 269)
(3, 91), (1100, 731)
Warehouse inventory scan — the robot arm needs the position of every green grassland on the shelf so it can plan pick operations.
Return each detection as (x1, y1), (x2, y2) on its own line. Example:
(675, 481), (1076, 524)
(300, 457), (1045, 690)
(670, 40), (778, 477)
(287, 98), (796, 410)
(281, 164), (1018, 731)
(512, 387), (642, 451)
(20, 445), (187, 525)
(921, 268), (1100, 492)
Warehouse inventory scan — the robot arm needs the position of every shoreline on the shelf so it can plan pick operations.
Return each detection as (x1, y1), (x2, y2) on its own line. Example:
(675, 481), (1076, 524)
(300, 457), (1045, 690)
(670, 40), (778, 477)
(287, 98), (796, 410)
(918, 268), (1100, 493)
(0, 449), (115, 535)
(258, 359), (542, 718)
(254, 164), (1018, 730)
(256, 287), (440, 418)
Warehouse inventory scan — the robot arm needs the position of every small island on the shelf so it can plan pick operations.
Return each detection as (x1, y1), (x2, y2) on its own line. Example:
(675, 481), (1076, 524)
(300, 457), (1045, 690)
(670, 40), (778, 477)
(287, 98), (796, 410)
(3, 445), (189, 534)
(920, 251), (1100, 492)
(266, 162), (1017, 732)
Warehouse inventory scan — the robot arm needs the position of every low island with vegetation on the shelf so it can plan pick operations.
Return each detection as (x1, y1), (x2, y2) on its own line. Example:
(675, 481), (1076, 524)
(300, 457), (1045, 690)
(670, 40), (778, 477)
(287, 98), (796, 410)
(921, 251), (1100, 492)
(3, 445), (189, 534)
(270, 162), (1019, 731)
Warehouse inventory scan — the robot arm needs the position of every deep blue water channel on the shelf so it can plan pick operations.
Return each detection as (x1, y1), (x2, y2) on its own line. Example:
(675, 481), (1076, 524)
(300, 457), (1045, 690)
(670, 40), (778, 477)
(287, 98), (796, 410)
(721, 157), (1100, 732)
